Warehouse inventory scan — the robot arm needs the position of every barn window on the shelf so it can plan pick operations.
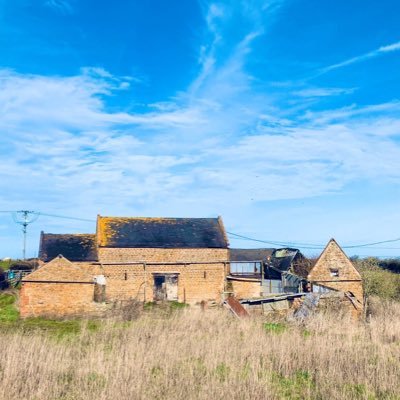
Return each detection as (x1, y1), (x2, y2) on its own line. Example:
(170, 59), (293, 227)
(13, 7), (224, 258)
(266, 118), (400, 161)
(330, 268), (339, 277)
(230, 262), (261, 275)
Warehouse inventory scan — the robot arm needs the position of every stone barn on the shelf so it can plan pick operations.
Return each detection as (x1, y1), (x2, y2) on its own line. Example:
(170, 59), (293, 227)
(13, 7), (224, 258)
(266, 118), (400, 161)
(95, 216), (229, 303)
(308, 238), (364, 305)
(20, 216), (229, 317)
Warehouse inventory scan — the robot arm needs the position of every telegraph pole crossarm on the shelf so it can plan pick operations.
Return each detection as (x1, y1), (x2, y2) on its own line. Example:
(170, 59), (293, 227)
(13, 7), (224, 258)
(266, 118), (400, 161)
(12, 211), (39, 260)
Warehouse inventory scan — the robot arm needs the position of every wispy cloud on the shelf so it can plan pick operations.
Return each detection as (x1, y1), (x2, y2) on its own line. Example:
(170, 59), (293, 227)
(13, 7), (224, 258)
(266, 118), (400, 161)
(292, 87), (355, 98)
(2, 1), (400, 255)
(320, 40), (400, 74)
(45, 0), (74, 15)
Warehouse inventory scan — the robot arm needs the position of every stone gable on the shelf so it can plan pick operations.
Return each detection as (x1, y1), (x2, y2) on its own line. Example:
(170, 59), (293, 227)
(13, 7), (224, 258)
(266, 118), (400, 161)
(308, 239), (361, 282)
(308, 239), (363, 305)
(23, 255), (93, 283)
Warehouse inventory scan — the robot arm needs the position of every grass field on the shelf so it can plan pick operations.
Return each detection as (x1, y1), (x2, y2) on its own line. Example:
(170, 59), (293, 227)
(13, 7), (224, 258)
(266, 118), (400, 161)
(1, 292), (400, 400)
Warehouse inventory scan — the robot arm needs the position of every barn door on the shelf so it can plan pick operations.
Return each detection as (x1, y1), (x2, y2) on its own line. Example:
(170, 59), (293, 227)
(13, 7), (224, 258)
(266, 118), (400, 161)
(165, 274), (178, 301)
(153, 274), (178, 301)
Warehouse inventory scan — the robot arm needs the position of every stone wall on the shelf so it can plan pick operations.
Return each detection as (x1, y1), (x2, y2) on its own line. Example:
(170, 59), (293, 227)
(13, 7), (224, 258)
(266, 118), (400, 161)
(97, 247), (229, 304)
(99, 263), (225, 304)
(20, 282), (100, 318)
(20, 255), (102, 318)
(308, 239), (364, 305)
(98, 247), (228, 263)
(20, 248), (229, 317)
(227, 277), (261, 299)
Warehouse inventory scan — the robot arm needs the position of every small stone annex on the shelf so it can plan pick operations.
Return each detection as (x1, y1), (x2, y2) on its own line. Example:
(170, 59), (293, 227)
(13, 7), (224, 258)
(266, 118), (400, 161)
(308, 238), (364, 304)
(20, 215), (229, 318)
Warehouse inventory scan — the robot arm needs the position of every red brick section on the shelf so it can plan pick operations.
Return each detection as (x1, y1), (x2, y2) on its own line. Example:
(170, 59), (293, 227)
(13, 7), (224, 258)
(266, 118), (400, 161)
(308, 239), (364, 307)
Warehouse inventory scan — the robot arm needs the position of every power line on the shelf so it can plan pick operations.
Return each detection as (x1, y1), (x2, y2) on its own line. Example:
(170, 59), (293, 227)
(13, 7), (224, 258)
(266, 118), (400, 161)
(1, 210), (94, 259)
(226, 231), (325, 249)
(38, 212), (95, 223)
(226, 231), (400, 251)
(1, 210), (400, 254)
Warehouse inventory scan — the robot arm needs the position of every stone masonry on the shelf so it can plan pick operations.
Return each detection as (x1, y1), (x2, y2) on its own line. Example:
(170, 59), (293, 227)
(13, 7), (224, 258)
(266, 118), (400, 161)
(97, 248), (228, 304)
(308, 239), (364, 305)
(20, 256), (102, 318)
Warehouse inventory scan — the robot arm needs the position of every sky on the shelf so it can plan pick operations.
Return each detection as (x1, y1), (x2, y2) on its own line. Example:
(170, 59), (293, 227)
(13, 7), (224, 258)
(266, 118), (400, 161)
(1, 0), (400, 259)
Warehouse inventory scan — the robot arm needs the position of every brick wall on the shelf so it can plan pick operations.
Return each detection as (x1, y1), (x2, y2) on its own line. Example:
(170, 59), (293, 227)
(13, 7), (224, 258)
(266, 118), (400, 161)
(308, 239), (364, 305)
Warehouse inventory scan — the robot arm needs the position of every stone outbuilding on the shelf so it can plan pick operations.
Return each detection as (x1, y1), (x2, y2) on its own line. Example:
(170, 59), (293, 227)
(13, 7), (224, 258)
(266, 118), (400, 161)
(308, 238), (364, 305)
(20, 255), (101, 318)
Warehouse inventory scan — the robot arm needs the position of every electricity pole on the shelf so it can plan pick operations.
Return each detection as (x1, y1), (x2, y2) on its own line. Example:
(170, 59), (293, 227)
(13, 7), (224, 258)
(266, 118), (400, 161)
(12, 211), (39, 260)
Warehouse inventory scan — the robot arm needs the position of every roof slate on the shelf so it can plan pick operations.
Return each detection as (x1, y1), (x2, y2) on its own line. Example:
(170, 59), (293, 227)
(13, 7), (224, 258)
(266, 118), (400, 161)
(39, 233), (98, 262)
(97, 216), (229, 248)
(229, 248), (275, 262)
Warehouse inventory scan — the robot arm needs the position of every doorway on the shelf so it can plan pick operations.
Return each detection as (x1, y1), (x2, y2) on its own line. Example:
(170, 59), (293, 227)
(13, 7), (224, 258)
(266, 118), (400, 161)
(153, 274), (179, 301)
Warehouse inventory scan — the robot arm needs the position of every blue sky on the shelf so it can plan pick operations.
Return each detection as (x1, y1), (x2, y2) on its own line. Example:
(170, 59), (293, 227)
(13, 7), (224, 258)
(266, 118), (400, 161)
(1, 0), (400, 258)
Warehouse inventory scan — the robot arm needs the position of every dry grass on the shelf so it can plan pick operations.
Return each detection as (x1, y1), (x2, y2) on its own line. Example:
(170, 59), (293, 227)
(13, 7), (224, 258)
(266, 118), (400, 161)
(1, 299), (400, 400)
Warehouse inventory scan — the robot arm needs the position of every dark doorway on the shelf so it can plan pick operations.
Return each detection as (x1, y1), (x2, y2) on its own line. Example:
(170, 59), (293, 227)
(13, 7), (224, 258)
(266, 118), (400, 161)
(154, 275), (166, 301)
(153, 274), (179, 301)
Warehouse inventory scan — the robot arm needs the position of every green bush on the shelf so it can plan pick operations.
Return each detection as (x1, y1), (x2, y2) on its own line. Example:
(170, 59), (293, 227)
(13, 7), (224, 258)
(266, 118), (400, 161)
(356, 258), (400, 300)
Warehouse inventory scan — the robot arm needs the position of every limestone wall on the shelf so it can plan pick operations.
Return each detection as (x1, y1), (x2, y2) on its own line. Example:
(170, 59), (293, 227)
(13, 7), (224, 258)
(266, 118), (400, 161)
(101, 263), (225, 304)
(227, 277), (261, 299)
(308, 239), (364, 305)
(20, 282), (99, 318)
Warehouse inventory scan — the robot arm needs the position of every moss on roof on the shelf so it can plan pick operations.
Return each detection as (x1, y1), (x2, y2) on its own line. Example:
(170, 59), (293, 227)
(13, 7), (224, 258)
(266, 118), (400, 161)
(39, 233), (98, 262)
(97, 216), (228, 248)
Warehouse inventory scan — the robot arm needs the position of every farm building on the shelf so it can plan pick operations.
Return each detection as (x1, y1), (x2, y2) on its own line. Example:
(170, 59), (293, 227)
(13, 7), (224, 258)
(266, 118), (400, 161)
(308, 238), (364, 304)
(227, 248), (272, 299)
(231, 240), (364, 319)
(20, 215), (364, 320)
(21, 215), (229, 317)
(227, 247), (311, 299)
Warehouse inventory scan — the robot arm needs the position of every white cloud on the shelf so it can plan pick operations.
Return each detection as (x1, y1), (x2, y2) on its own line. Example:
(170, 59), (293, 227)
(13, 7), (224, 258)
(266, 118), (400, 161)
(292, 87), (355, 98)
(2, 1), (400, 256)
(45, 0), (74, 15)
(320, 39), (400, 74)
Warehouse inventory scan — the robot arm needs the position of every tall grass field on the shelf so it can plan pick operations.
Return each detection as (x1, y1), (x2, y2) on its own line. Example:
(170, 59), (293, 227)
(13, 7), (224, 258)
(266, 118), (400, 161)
(0, 294), (400, 400)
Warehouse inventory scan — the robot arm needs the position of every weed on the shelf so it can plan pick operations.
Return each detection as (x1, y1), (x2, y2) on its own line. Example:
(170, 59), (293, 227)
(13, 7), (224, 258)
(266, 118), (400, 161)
(263, 322), (286, 334)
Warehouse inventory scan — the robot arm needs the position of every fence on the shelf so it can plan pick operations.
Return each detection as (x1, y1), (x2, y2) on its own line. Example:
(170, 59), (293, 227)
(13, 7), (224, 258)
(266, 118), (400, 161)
(6, 270), (32, 287)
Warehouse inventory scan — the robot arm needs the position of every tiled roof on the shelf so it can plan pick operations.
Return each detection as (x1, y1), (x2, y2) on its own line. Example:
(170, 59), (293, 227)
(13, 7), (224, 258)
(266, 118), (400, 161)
(97, 216), (229, 248)
(39, 233), (98, 262)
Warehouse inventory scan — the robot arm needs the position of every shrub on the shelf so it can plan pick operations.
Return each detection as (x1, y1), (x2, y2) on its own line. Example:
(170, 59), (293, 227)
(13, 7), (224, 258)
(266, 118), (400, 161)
(355, 258), (400, 300)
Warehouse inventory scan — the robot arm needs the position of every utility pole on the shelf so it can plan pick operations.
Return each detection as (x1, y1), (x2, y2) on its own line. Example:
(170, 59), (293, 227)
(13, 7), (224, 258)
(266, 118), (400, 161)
(12, 211), (39, 260)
